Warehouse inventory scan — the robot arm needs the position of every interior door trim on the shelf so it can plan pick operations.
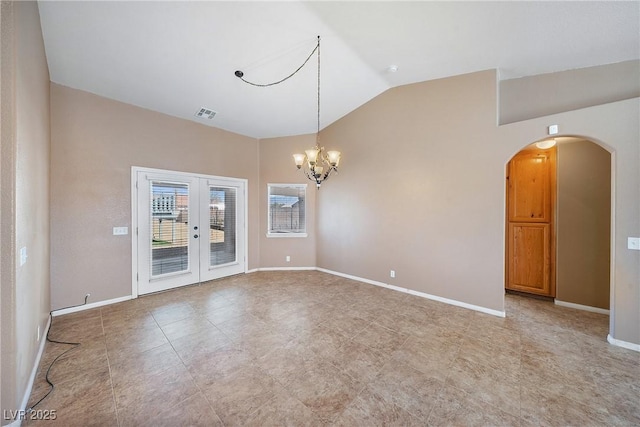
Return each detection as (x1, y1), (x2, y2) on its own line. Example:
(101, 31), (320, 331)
(131, 166), (248, 298)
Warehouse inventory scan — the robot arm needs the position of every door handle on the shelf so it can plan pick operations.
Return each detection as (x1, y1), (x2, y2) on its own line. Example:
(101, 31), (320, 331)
(194, 226), (198, 230)
(194, 234), (199, 239)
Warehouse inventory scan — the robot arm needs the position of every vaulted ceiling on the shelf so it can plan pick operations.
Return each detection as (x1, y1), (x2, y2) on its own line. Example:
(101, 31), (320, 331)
(38, 1), (639, 139)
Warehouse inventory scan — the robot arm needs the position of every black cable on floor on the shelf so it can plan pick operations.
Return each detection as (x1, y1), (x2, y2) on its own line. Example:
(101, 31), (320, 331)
(27, 295), (90, 412)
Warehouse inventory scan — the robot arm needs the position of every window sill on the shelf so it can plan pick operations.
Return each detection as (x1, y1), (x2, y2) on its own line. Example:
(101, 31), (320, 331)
(266, 233), (308, 238)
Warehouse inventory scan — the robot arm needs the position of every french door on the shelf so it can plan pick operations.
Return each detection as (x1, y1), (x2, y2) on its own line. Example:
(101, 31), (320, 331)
(134, 168), (246, 295)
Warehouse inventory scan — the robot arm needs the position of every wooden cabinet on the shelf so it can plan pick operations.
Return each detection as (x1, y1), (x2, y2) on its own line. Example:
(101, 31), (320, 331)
(506, 147), (556, 296)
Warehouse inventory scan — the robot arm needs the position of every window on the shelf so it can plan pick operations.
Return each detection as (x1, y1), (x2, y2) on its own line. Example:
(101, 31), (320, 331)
(267, 184), (307, 237)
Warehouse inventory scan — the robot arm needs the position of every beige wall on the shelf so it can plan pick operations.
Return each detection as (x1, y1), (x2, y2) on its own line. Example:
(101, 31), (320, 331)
(556, 139), (611, 309)
(50, 84), (259, 309)
(318, 69), (639, 345)
(318, 70), (504, 312)
(0, 1), (15, 419)
(1, 1), (51, 421)
(258, 134), (317, 269)
(500, 60), (640, 125)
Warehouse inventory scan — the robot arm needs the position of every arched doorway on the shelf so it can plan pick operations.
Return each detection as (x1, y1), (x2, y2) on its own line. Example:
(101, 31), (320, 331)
(505, 136), (612, 318)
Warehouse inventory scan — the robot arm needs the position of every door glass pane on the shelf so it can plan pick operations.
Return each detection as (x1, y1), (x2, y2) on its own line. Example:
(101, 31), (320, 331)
(209, 186), (236, 266)
(150, 181), (189, 276)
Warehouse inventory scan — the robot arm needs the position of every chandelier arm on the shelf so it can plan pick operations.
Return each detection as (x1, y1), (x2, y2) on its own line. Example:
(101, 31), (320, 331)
(301, 166), (316, 183)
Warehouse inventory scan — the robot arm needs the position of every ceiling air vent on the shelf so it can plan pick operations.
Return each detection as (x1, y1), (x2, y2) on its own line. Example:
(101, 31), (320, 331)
(195, 107), (217, 119)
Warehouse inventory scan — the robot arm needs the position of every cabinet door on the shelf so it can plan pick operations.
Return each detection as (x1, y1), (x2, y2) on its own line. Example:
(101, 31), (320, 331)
(508, 151), (553, 223)
(508, 223), (551, 295)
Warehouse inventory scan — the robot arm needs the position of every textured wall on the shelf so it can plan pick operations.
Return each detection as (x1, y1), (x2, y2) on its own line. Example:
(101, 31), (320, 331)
(1, 0), (51, 421)
(557, 139), (611, 309)
(0, 2), (16, 419)
(318, 70), (504, 311)
(50, 84), (259, 309)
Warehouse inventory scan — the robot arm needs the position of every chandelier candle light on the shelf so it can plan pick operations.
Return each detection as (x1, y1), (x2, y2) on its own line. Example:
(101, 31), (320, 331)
(235, 36), (341, 189)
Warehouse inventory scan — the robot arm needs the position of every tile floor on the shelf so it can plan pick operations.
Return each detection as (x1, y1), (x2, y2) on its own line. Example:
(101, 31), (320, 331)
(24, 271), (639, 426)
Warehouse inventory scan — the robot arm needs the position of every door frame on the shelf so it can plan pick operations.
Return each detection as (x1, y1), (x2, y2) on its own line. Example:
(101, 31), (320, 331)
(502, 136), (616, 334)
(131, 166), (249, 298)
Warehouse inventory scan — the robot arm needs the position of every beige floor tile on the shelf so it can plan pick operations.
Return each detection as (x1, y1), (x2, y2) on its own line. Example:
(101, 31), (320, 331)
(114, 363), (199, 427)
(109, 342), (183, 390)
(101, 309), (157, 334)
(254, 339), (315, 386)
(170, 326), (232, 363)
(352, 322), (409, 355)
(325, 340), (390, 384)
(294, 324), (352, 359)
(185, 345), (254, 389)
(203, 302), (250, 325)
(105, 326), (168, 365)
(456, 335), (521, 376)
(368, 362), (443, 421)
(266, 307), (329, 337)
(140, 392), (224, 427)
(445, 356), (520, 417)
(150, 301), (196, 327)
(238, 328), (294, 358)
(334, 388), (424, 427)
(23, 271), (640, 427)
(427, 383), (520, 426)
(520, 384), (610, 426)
(186, 292), (233, 313)
(159, 315), (216, 341)
(244, 388), (323, 426)
(285, 357), (363, 423)
(320, 311), (371, 339)
(47, 314), (104, 342)
(391, 335), (459, 381)
(45, 337), (109, 385)
(199, 366), (282, 425)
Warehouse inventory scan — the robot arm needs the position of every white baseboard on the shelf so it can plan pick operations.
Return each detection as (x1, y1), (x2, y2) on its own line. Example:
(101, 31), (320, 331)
(246, 268), (259, 274)
(255, 267), (317, 272)
(316, 267), (506, 318)
(555, 299), (610, 315)
(607, 334), (640, 352)
(52, 295), (132, 317)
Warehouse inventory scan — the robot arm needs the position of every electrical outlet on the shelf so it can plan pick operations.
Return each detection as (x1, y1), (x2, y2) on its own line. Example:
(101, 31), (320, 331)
(628, 237), (640, 251)
(286, 256), (291, 262)
(390, 270), (396, 278)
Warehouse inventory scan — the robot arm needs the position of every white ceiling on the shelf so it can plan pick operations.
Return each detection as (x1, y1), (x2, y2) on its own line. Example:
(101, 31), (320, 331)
(38, 1), (639, 139)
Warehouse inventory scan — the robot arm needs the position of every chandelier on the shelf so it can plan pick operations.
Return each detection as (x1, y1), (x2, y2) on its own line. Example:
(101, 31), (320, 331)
(292, 36), (341, 188)
(235, 36), (341, 189)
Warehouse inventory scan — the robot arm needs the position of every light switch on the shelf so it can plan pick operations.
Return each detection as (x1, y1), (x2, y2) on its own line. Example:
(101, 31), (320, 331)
(20, 247), (27, 266)
(628, 237), (640, 251)
(113, 227), (128, 236)
(548, 124), (559, 135)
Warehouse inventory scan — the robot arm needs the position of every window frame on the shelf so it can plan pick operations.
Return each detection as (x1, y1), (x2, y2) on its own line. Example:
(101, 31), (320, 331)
(267, 183), (308, 238)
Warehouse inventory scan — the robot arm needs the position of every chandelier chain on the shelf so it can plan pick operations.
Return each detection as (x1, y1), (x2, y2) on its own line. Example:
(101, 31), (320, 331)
(317, 36), (321, 144)
(235, 37), (320, 88)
